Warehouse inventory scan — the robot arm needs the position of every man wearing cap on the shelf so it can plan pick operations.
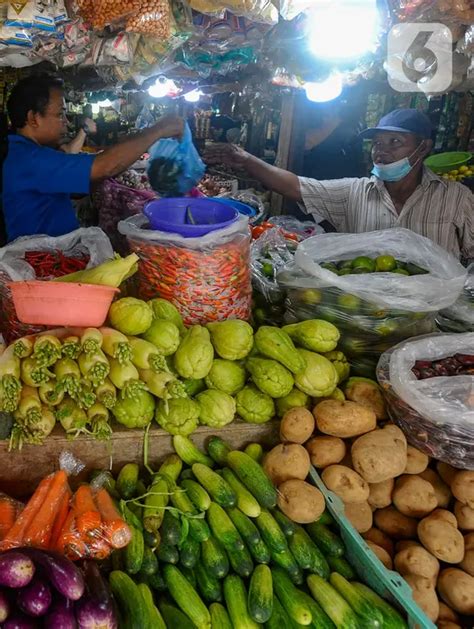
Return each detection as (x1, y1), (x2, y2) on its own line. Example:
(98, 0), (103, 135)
(206, 108), (473, 262)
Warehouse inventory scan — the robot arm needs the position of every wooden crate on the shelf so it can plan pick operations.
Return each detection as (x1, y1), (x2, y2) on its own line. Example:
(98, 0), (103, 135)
(0, 420), (280, 497)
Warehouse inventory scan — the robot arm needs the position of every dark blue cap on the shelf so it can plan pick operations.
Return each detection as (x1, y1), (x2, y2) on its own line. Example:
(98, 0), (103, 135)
(360, 108), (433, 140)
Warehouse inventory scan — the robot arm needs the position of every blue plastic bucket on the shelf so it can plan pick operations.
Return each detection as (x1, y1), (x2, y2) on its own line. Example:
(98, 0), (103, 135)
(143, 198), (239, 237)
(210, 198), (257, 219)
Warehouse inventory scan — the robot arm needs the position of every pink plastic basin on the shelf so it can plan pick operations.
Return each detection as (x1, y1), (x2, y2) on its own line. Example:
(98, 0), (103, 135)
(9, 281), (119, 327)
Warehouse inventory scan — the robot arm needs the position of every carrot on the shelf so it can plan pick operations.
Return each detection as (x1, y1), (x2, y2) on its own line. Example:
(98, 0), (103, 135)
(0, 497), (18, 540)
(73, 485), (102, 538)
(56, 510), (87, 560)
(0, 475), (52, 550)
(94, 488), (132, 549)
(88, 537), (111, 561)
(24, 470), (69, 548)
(49, 489), (71, 549)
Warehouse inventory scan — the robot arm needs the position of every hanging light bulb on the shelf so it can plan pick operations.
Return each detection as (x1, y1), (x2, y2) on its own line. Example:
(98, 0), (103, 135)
(184, 89), (202, 103)
(91, 103), (100, 115)
(305, 72), (343, 102)
(97, 98), (112, 108)
(148, 76), (177, 98)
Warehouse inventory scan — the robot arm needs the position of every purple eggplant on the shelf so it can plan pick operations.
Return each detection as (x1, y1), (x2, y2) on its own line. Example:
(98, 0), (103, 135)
(18, 549), (84, 601)
(17, 576), (52, 617)
(4, 614), (39, 628)
(44, 597), (77, 629)
(0, 587), (10, 622)
(0, 552), (35, 588)
(75, 562), (117, 629)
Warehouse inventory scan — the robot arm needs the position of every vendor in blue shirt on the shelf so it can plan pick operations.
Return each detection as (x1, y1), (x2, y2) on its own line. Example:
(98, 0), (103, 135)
(2, 74), (183, 242)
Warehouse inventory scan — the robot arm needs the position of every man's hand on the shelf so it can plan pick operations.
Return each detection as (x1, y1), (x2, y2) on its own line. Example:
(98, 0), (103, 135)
(83, 118), (97, 134)
(155, 115), (184, 139)
(204, 143), (249, 169)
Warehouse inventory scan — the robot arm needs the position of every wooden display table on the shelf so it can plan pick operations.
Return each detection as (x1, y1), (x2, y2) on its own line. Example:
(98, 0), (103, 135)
(0, 420), (280, 496)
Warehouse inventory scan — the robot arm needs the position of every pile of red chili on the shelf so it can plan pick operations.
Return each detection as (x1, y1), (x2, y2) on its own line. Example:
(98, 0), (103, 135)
(24, 250), (89, 279)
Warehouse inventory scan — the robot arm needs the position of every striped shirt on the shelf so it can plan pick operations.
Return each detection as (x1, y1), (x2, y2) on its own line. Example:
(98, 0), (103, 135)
(299, 167), (473, 260)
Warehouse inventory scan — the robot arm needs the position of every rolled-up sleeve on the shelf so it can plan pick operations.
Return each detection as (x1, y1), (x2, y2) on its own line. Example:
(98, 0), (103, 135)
(460, 189), (474, 262)
(298, 177), (355, 230)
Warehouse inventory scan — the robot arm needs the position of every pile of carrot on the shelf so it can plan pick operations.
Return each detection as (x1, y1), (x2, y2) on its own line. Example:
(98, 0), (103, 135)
(0, 471), (131, 561)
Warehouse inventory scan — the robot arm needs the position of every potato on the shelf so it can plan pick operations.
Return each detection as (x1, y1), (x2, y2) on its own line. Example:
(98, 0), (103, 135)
(313, 400), (376, 438)
(392, 475), (437, 518)
(305, 436), (346, 469)
(366, 541), (393, 569)
(277, 479), (325, 524)
(351, 425), (407, 483)
(344, 501), (372, 533)
(419, 468), (452, 509)
(404, 575), (439, 621)
(454, 500), (474, 531)
(263, 444), (310, 486)
(451, 470), (474, 509)
(437, 568), (474, 615)
(321, 465), (369, 504)
(459, 532), (474, 576)
(395, 540), (422, 553)
(418, 512), (464, 563)
(280, 407), (315, 444)
(437, 623), (462, 629)
(404, 446), (429, 474)
(437, 462), (458, 486)
(394, 546), (440, 586)
(343, 379), (387, 420)
(427, 508), (458, 528)
(368, 479), (394, 510)
(362, 527), (394, 557)
(438, 602), (460, 623)
(374, 507), (418, 539)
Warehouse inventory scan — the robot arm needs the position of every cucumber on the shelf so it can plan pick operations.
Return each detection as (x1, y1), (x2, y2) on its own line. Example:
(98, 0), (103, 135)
(306, 522), (345, 558)
(330, 572), (383, 628)
(249, 538), (271, 565)
(317, 511), (336, 527)
(194, 561), (223, 603)
(207, 436), (232, 465)
(179, 535), (201, 569)
(109, 570), (149, 629)
(136, 479), (147, 497)
(137, 583), (166, 629)
(221, 468), (261, 518)
(122, 508), (145, 575)
(143, 529), (160, 549)
(227, 507), (261, 546)
(210, 602), (232, 629)
(147, 571), (166, 592)
(248, 565), (273, 623)
(328, 556), (356, 580)
(244, 442), (263, 462)
(116, 463), (139, 500)
(227, 541), (254, 578)
(298, 590), (337, 629)
(202, 535), (229, 579)
(272, 509), (297, 537)
(182, 479), (212, 511)
(141, 547), (159, 576)
(265, 595), (297, 629)
(307, 574), (359, 629)
(223, 574), (260, 629)
(226, 450), (277, 508)
(192, 463), (237, 508)
(156, 541), (179, 565)
(271, 547), (303, 585)
(171, 485), (210, 542)
(159, 600), (196, 629)
(111, 549), (123, 572)
(163, 564), (211, 629)
(273, 567), (312, 625)
(143, 475), (169, 534)
(255, 509), (288, 554)
(207, 502), (245, 550)
(158, 453), (183, 483)
(161, 510), (181, 546)
(180, 468), (195, 481)
(180, 565), (197, 588)
(173, 434), (215, 467)
(352, 582), (408, 629)
(289, 526), (330, 579)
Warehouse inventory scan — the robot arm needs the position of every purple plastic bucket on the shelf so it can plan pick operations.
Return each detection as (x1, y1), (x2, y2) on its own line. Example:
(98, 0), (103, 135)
(143, 198), (239, 237)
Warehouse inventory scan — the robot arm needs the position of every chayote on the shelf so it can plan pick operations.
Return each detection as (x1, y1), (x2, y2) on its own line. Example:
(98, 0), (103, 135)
(275, 387), (311, 418)
(196, 389), (236, 428)
(174, 325), (214, 380)
(254, 326), (305, 374)
(205, 359), (247, 396)
(142, 319), (181, 356)
(294, 348), (338, 398)
(155, 397), (200, 436)
(323, 350), (350, 384)
(235, 384), (275, 424)
(246, 357), (294, 399)
(283, 319), (340, 353)
(207, 320), (254, 360)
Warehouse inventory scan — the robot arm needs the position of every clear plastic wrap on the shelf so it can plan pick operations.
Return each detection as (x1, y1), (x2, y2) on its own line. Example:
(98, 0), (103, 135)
(189, 0), (278, 23)
(0, 228), (114, 343)
(377, 333), (474, 469)
(437, 263), (474, 333)
(268, 215), (324, 240)
(125, 0), (171, 36)
(119, 214), (252, 325)
(276, 0), (316, 20)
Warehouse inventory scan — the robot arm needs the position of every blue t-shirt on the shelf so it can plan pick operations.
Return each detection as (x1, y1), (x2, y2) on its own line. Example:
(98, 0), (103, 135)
(3, 134), (95, 242)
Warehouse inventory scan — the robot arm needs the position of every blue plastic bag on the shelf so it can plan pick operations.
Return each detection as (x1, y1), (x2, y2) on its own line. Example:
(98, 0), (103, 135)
(147, 122), (205, 197)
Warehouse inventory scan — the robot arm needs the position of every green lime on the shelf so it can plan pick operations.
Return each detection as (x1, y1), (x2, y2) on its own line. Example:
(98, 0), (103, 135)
(374, 320), (400, 336)
(352, 267), (371, 274)
(351, 256), (376, 272)
(261, 262), (274, 278)
(338, 260), (353, 270)
(321, 262), (338, 274)
(337, 269), (353, 276)
(391, 268), (410, 275)
(337, 293), (361, 311)
(300, 289), (322, 305)
(375, 255), (397, 272)
(253, 308), (266, 324)
(405, 262), (429, 276)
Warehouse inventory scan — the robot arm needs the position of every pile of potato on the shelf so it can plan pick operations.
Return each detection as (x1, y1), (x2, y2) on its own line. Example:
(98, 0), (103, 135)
(263, 379), (474, 627)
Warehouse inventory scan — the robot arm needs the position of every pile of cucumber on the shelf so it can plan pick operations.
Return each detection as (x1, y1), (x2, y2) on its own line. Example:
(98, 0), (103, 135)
(103, 435), (408, 628)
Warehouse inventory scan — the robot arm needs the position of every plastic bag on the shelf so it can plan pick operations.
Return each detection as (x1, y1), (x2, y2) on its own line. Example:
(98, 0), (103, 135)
(268, 215), (324, 240)
(126, 0), (171, 36)
(119, 214), (252, 325)
(276, 0), (316, 20)
(147, 122), (205, 197)
(437, 263), (474, 333)
(377, 333), (474, 468)
(0, 228), (114, 343)
(189, 0), (278, 24)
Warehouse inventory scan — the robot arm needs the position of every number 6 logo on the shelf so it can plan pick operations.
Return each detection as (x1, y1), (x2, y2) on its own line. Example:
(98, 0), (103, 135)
(387, 23), (453, 93)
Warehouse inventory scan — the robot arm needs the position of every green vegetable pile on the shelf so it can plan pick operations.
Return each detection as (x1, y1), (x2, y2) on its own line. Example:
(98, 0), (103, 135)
(105, 436), (408, 629)
(0, 297), (346, 446)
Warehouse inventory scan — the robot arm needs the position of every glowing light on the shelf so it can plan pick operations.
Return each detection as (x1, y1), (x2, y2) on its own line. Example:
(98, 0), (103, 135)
(97, 99), (112, 108)
(184, 89), (202, 103)
(148, 77), (177, 98)
(308, 1), (378, 61)
(91, 103), (100, 115)
(304, 72), (343, 102)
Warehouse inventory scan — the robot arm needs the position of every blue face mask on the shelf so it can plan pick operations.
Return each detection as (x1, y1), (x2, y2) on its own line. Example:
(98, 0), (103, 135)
(371, 143), (424, 182)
